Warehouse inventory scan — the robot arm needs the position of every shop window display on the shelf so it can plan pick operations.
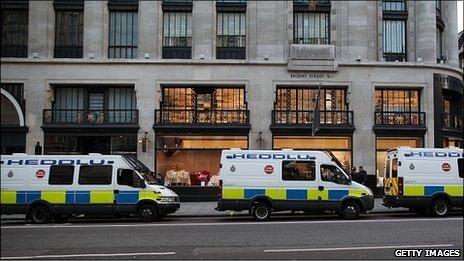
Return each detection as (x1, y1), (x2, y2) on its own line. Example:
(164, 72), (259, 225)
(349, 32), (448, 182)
(155, 135), (247, 187)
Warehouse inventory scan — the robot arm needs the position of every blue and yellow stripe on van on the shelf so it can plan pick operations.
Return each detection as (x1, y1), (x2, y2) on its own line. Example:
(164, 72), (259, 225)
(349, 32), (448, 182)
(0, 190), (159, 205)
(403, 185), (463, 197)
(222, 187), (367, 201)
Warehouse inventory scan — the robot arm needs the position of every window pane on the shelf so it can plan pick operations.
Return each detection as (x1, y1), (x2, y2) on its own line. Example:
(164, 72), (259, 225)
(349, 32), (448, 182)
(217, 11), (246, 47)
(1, 8), (28, 57)
(49, 165), (74, 185)
(163, 12), (192, 47)
(282, 161), (316, 181)
(78, 165), (113, 185)
(383, 19), (406, 61)
(54, 10), (83, 58)
(109, 11), (138, 58)
(293, 12), (329, 45)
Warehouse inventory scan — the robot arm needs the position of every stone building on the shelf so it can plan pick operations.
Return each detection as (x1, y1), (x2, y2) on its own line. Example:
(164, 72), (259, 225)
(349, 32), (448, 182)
(1, 0), (463, 199)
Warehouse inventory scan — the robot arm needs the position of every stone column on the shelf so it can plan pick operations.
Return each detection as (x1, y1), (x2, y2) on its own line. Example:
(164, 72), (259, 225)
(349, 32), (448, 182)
(443, 1), (459, 67)
(83, 1), (106, 59)
(138, 1), (157, 59)
(28, 1), (53, 59)
(415, 0), (436, 63)
(192, 1), (214, 60)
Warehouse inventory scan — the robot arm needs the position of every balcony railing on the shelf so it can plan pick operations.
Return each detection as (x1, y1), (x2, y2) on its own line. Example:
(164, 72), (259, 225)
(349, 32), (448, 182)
(442, 112), (463, 130)
(383, 52), (407, 62)
(216, 47), (246, 59)
(272, 110), (353, 126)
(54, 46), (83, 58)
(43, 109), (139, 125)
(374, 111), (425, 126)
(154, 109), (249, 125)
(162, 46), (192, 59)
(1, 45), (27, 58)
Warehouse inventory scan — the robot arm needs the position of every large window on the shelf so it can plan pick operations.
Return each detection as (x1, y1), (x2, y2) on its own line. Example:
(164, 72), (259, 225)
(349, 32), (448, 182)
(282, 161), (315, 181)
(375, 137), (423, 186)
(49, 165), (74, 185)
(54, 8), (84, 58)
(293, 12), (330, 45)
(163, 11), (192, 59)
(157, 87), (247, 124)
(375, 89), (423, 126)
(382, 0), (407, 62)
(375, 89), (419, 112)
(47, 86), (137, 124)
(1, 3), (28, 57)
(78, 165), (113, 185)
(216, 12), (246, 59)
(274, 88), (349, 125)
(155, 135), (248, 187)
(109, 11), (138, 58)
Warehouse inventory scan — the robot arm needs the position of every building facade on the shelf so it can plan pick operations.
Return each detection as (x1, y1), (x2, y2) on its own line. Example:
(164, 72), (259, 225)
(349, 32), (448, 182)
(1, 0), (463, 199)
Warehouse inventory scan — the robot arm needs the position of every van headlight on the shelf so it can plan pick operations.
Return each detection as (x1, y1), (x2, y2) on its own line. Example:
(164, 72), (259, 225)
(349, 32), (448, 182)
(159, 196), (179, 203)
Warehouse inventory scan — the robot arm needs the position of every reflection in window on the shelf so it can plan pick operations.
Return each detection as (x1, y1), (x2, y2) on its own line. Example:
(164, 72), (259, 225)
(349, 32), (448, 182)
(54, 9), (83, 58)
(282, 161), (315, 181)
(320, 165), (347, 184)
(1, 7), (28, 57)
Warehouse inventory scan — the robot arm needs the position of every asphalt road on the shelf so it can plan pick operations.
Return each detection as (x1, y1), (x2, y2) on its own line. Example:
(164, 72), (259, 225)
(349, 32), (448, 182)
(1, 213), (463, 260)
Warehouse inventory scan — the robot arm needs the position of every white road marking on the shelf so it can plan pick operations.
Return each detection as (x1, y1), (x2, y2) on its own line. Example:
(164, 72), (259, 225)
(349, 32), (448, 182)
(1, 217), (462, 229)
(1, 252), (176, 260)
(264, 244), (454, 253)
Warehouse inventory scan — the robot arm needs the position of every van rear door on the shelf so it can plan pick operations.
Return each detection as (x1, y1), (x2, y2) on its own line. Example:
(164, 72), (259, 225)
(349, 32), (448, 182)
(384, 154), (400, 196)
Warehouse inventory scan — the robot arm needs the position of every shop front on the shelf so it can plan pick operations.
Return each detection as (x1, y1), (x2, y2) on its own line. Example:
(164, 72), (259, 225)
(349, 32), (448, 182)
(153, 85), (251, 201)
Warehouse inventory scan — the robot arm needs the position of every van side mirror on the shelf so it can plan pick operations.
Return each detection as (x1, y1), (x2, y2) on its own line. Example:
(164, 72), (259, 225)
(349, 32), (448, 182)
(140, 179), (146, 188)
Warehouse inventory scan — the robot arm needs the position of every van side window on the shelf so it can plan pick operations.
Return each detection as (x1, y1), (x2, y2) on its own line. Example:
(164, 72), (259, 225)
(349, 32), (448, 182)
(392, 158), (398, 178)
(459, 158), (463, 178)
(78, 165), (112, 185)
(282, 161), (315, 181)
(321, 165), (350, 184)
(117, 169), (142, 188)
(49, 165), (74, 185)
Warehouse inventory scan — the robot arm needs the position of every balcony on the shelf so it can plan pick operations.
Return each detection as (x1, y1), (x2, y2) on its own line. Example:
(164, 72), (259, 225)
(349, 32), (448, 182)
(216, 47), (246, 59)
(154, 109), (250, 133)
(442, 112), (463, 130)
(1, 45), (27, 58)
(43, 109), (139, 127)
(54, 46), (83, 58)
(162, 46), (192, 59)
(383, 52), (407, 62)
(373, 111), (427, 135)
(271, 110), (354, 135)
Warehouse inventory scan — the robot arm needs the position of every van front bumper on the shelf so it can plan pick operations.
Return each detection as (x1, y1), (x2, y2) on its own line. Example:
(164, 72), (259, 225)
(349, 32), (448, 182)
(158, 203), (180, 215)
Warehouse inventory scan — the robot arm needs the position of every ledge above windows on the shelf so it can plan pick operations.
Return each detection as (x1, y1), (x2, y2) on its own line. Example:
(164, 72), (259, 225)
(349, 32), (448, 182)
(216, 0), (247, 12)
(162, 0), (192, 12)
(287, 44), (337, 71)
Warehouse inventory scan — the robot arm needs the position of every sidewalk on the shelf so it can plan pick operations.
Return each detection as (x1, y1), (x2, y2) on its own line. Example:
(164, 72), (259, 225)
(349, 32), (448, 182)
(171, 198), (408, 217)
(1, 199), (408, 221)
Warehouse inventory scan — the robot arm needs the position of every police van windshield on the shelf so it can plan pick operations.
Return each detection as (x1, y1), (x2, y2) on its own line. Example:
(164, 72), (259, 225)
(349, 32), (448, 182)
(122, 155), (158, 185)
(323, 151), (350, 175)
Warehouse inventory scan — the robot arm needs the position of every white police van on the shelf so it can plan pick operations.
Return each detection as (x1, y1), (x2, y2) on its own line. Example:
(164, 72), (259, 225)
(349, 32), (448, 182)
(383, 147), (464, 216)
(216, 149), (374, 221)
(1, 154), (180, 223)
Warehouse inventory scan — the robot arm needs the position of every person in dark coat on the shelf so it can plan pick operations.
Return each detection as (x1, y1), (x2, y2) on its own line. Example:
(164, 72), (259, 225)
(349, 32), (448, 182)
(358, 166), (368, 185)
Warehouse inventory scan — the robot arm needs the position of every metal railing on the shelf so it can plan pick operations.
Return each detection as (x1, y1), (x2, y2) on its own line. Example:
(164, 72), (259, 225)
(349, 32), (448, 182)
(162, 46), (192, 59)
(154, 109), (249, 125)
(442, 112), (463, 129)
(272, 110), (353, 126)
(54, 46), (83, 58)
(216, 47), (246, 59)
(43, 109), (139, 125)
(374, 111), (425, 126)
(383, 52), (407, 62)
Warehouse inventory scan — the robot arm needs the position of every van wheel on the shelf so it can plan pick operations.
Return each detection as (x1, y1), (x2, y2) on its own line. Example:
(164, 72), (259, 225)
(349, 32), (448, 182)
(29, 206), (51, 224)
(137, 204), (159, 222)
(251, 203), (271, 221)
(340, 201), (360, 220)
(431, 199), (450, 217)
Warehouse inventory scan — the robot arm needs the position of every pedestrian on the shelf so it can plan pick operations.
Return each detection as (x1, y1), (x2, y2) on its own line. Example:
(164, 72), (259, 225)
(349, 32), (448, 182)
(358, 166), (368, 185)
(350, 167), (357, 180)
